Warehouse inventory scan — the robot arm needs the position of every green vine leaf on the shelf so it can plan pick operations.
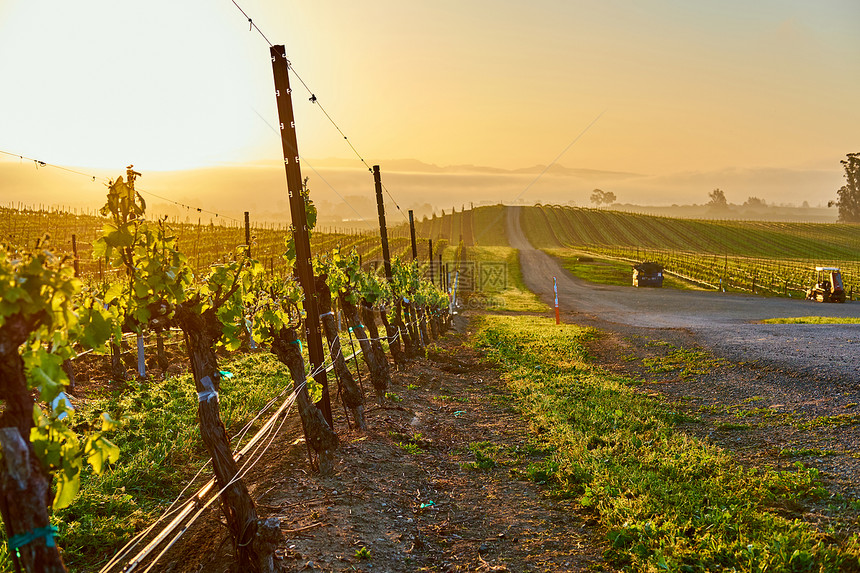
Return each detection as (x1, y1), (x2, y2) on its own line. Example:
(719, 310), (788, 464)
(84, 434), (120, 475)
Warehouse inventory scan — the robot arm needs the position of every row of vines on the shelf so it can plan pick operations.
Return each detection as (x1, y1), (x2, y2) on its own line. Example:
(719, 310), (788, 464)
(411, 205), (477, 247)
(523, 205), (860, 298)
(0, 168), (455, 572)
(0, 206), (415, 282)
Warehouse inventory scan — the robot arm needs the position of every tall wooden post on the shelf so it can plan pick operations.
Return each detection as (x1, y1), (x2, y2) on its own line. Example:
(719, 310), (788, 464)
(271, 45), (333, 426)
(408, 209), (418, 261)
(71, 233), (80, 278)
(244, 211), (251, 258)
(374, 166), (393, 280)
(429, 239), (434, 284)
(439, 255), (444, 289)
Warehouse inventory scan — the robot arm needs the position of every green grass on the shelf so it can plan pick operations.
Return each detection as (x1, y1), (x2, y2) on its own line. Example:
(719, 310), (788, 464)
(471, 204), (509, 246)
(385, 391), (403, 402)
(459, 441), (545, 471)
(465, 246), (548, 313)
(546, 248), (705, 291)
(396, 442), (424, 455)
(520, 205), (860, 259)
(388, 431), (428, 456)
(471, 314), (860, 572)
(796, 414), (860, 430)
(435, 394), (469, 403)
(548, 250), (634, 286)
(460, 442), (501, 470)
(33, 352), (296, 573)
(640, 343), (725, 380)
(761, 316), (860, 324)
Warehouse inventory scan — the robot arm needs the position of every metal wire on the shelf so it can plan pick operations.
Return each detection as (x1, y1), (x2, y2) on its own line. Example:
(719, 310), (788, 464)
(0, 148), (240, 222)
(228, 1), (411, 224)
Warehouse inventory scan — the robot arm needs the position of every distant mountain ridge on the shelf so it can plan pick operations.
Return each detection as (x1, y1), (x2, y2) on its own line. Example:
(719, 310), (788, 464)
(307, 157), (642, 179)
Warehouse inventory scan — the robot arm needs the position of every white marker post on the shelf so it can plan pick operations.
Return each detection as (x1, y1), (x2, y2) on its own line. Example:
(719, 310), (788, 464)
(450, 270), (460, 315)
(553, 276), (560, 324)
(137, 334), (146, 378)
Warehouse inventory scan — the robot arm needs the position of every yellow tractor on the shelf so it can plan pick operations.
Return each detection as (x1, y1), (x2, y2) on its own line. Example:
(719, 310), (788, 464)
(805, 267), (846, 303)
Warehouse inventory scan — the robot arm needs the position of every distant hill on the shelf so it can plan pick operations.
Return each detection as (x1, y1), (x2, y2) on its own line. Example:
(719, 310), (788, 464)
(410, 204), (860, 260)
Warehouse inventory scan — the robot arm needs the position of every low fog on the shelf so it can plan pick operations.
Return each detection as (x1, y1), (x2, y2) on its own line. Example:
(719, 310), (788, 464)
(0, 158), (843, 225)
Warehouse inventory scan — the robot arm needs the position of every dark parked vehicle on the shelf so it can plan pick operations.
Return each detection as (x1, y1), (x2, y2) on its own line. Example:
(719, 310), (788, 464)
(806, 267), (846, 303)
(632, 262), (664, 287)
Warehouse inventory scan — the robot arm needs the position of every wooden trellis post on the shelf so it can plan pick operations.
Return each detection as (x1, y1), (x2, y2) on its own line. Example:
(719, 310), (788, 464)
(409, 209), (418, 260)
(244, 211), (251, 258)
(429, 239), (434, 284)
(374, 166), (413, 358)
(374, 166), (393, 281)
(71, 233), (80, 278)
(439, 253), (444, 288)
(270, 44), (333, 427)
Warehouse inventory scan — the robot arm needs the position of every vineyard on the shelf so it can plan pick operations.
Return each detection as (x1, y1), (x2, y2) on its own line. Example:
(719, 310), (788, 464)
(3, 0), (858, 569)
(4, 194), (860, 571)
(516, 205), (860, 298)
(0, 204), (424, 283)
(0, 168), (460, 572)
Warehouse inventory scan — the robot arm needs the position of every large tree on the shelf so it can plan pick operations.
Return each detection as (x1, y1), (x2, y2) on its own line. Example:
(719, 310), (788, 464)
(707, 188), (728, 209)
(743, 196), (766, 208)
(828, 153), (860, 222)
(590, 189), (616, 207)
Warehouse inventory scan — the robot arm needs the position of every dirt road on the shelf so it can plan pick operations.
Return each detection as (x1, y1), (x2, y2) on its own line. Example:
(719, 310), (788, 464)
(507, 206), (860, 498)
(506, 206), (860, 380)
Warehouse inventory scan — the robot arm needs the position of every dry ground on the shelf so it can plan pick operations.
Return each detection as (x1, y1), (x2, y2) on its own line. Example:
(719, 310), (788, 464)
(153, 320), (608, 573)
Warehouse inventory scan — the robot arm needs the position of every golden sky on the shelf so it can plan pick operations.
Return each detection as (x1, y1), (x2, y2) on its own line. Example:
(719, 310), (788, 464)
(1, 0), (858, 210)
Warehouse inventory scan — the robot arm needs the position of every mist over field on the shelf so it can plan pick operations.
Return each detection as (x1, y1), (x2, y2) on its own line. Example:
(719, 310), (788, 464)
(0, 158), (842, 224)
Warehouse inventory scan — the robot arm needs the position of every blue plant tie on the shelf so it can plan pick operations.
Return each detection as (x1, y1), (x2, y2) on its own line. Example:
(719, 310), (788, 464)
(8, 525), (59, 556)
(288, 339), (303, 353)
(218, 371), (234, 380)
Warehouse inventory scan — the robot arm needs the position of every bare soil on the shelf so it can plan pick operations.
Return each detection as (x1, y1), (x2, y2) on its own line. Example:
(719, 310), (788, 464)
(150, 319), (608, 573)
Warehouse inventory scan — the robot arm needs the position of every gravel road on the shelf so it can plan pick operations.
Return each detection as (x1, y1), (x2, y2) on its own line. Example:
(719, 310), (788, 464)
(507, 207), (860, 496)
(506, 206), (860, 381)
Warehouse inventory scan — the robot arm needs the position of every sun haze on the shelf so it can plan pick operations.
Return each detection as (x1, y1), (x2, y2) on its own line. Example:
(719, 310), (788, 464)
(0, 0), (858, 211)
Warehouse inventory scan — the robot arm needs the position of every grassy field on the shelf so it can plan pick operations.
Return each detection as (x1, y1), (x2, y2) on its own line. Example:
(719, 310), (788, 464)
(545, 248), (707, 291)
(461, 246), (547, 313)
(460, 205), (860, 298)
(760, 316), (860, 324)
(518, 205), (860, 259)
(472, 314), (860, 572)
